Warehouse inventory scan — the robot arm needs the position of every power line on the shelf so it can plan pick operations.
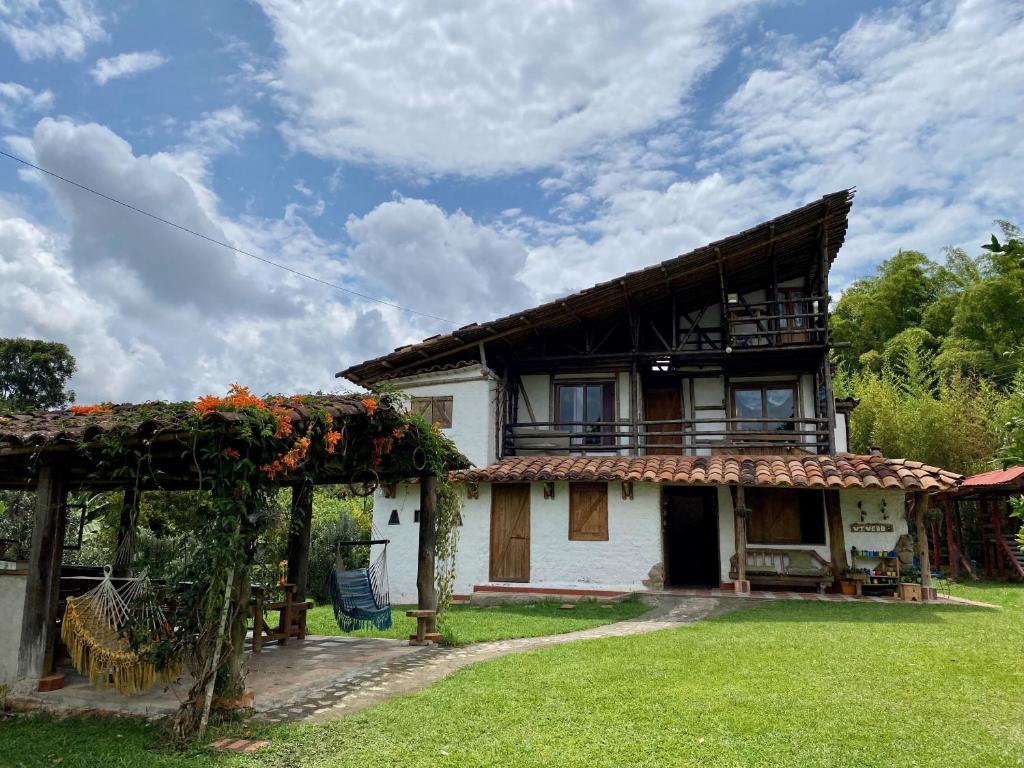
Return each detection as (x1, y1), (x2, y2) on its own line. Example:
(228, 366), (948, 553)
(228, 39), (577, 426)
(0, 149), (455, 326)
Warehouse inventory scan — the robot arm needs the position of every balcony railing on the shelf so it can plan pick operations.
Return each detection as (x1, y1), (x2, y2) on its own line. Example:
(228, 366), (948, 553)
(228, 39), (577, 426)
(503, 418), (831, 457)
(724, 296), (826, 349)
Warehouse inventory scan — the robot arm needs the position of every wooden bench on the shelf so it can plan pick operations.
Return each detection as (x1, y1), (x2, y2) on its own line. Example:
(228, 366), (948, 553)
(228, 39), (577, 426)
(251, 583), (312, 653)
(729, 548), (832, 594)
(406, 609), (440, 645)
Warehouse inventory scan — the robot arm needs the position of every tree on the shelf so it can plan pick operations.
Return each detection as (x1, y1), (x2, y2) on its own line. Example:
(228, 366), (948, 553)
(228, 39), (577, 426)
(831, 251), (954, 370)
(0, 339), (77, 558)
(0, 338), (76, 411)
(846, 341), (1001, 476)
(936, 227), (1024, 378)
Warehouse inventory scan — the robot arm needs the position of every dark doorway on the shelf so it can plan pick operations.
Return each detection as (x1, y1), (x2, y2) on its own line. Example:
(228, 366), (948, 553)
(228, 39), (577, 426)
(663, 486), (720, 587)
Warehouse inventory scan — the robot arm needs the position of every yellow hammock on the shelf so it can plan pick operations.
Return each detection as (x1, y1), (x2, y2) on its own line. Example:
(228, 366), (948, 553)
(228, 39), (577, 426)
(60, 568), (180, 695)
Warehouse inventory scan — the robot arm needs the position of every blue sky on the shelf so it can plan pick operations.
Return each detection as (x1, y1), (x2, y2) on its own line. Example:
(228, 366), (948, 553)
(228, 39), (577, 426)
(0, 0), (1021, 403)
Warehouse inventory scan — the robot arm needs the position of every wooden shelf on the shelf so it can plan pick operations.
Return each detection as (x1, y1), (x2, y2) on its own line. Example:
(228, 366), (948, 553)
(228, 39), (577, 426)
(850, 548), (901, 595)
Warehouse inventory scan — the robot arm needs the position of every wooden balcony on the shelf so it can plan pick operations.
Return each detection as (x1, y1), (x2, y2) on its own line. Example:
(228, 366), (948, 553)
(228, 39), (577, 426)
(503, 417), (831, 457)
(723, 295), (827, 349)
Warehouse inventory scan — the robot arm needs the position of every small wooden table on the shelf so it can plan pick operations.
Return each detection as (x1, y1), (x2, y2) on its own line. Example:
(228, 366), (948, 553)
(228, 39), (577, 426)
(251, 583), (311, 653)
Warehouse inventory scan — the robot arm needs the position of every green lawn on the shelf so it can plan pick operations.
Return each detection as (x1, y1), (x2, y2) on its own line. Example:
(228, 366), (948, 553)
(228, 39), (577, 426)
(303, 598), (651, 645)
(3, 583), (1023, 767)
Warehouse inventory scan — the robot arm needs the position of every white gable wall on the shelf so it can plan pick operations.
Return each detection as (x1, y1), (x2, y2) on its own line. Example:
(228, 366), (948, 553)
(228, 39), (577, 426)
(383, 363), (497, 468)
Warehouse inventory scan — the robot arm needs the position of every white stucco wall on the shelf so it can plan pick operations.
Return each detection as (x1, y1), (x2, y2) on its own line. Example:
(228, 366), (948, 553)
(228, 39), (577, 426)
(519, 374), (550, 423)
(376, 479), (912, 598)
(0, 571), (26, 685)
(835, 411), (850, 453)
(375, 480), (663, 601)
(385, 364), (497, 468)
(524, 481), (662, 590)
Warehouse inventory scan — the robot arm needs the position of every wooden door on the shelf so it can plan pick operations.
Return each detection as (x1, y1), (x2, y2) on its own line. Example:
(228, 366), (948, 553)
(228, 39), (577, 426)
(643, 384), (683, 455)
(490, 484), (530, 582)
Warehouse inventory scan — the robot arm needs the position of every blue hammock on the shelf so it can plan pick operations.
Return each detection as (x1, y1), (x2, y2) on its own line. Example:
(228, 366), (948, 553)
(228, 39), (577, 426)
(329, 547), (392, 632)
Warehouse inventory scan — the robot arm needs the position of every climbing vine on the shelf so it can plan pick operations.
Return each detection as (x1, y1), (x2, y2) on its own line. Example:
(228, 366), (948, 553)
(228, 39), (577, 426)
(434, 477), (463, 635)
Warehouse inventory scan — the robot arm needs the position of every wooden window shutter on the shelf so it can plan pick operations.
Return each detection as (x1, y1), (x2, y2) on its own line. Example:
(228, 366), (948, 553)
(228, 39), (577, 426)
(410, 396), (453, 428)
(410, 397), (432, 420)
(434, 396), (454, 428)
(746, 488), (802, 544)
(569, 483), (609, 541)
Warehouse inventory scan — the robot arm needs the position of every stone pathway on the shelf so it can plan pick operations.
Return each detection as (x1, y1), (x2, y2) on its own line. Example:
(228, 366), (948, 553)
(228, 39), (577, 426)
(258, 595), (744, 724)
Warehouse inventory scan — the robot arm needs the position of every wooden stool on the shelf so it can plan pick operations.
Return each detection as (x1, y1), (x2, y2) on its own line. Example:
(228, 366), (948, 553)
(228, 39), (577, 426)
(406, 609), (440, 645)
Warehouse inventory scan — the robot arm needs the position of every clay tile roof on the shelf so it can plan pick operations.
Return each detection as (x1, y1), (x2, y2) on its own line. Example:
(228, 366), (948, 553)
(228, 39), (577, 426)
(456, 453), (962, 492)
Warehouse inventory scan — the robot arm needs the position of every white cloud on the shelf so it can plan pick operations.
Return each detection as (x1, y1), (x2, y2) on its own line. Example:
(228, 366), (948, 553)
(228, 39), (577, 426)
(0, 118), (456, 402)
(0, 81), (53, 127)
(0, 0), (105, 61)
(91, 50), (168, 85)
(707, 0), (1024, 287)
(256, 0), (758, 176)
(181, 106), (257, 155)
(3, 1), (1023, 403)
(345, 197), (535, 325)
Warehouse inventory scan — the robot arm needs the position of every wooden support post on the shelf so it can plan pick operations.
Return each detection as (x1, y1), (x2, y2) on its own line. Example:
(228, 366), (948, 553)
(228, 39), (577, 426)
(943, 495), (959, 581)
(716, 248), (730, 349)
(286, 481), (314, 603)
(18, 459), (69, 681)
(733, 485), (749, 593)
(821, 354), (837, 456)
(113, 487), (138, 578)
(928, 521), (939, 570)
(912, 492), (933, 598)
(629, 356), (639, 455)
(992, 496), (1005, 579)
(825, 489), (847, 587)
(417, 474), (439, 633)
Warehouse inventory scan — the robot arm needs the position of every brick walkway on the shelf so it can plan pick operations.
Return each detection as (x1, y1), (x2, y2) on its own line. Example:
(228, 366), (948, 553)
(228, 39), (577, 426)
(258, 595), (743, 724)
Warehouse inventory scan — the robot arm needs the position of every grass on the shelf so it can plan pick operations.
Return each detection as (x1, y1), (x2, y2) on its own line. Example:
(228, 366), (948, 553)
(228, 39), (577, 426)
(2, 583), (1022, 767)
(303, 598), (651, 645)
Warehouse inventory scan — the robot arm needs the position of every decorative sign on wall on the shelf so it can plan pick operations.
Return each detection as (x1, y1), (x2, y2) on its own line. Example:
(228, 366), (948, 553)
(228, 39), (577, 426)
(850, 522), (893, 533)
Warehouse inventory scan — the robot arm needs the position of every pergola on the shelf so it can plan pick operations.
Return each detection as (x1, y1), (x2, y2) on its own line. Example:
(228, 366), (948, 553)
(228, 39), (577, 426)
(0, 393), (468, 693)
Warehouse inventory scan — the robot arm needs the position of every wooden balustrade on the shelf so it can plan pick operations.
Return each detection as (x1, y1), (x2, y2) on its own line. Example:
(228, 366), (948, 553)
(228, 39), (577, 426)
(503, 416), (831, 457)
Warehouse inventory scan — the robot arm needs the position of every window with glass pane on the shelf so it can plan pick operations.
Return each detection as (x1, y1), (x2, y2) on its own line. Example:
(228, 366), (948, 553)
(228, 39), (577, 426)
(556, 382), (615, 446)
(732, 385), (795, 432)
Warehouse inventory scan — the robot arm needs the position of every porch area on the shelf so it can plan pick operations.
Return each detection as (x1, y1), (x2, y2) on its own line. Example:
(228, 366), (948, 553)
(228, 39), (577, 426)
(9, 634), (425, 718)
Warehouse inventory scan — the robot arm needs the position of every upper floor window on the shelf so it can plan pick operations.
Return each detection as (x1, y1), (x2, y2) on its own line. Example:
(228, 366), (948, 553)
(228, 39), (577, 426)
(411, 396), (453, 428)
(556, 382), (615, 446)
(732, 384), (795, 433)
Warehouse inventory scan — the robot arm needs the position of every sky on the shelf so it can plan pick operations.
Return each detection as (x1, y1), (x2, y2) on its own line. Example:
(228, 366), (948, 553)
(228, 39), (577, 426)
(0, 0), (1021, 404)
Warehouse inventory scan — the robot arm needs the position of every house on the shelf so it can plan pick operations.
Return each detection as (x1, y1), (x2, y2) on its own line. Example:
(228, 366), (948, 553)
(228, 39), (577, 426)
(338, 190), (961, 601)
